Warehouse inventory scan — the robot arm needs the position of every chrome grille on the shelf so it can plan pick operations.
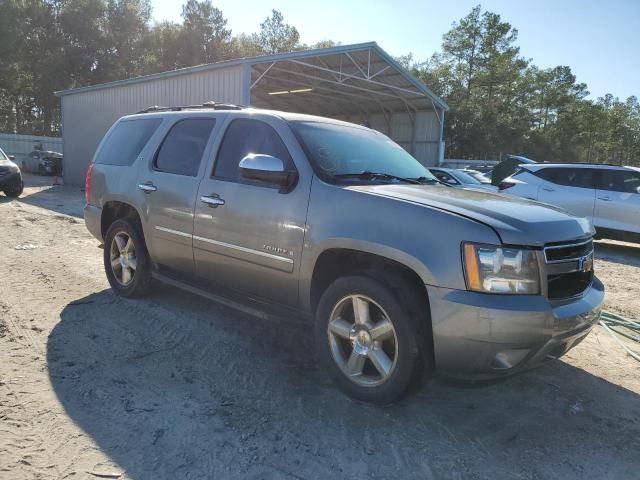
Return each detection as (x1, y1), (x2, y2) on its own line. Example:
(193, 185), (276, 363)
(543, 239), (594, 300)
(544, 239), (593, 263)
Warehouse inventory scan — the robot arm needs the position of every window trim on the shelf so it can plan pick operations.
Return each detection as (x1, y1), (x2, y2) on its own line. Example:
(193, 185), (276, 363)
(151, 117), (216, 177)
(210, 117), (298, 189)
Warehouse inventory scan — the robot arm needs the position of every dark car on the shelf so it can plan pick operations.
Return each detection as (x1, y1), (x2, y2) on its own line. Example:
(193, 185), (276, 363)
(22, 150), (63, 175)
(0, 147), (24, 197)
(491, 155), (536, 186)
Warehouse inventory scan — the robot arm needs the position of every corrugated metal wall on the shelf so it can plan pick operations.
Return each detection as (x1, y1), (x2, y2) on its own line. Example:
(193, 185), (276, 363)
(61, 62), (443, 185)
(0, 133), (63, 165)
(61, 65), (245, 185)
(344, 110), (443, 166)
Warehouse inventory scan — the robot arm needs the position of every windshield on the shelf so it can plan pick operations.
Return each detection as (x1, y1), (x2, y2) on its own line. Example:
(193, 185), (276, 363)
(452, 170), (482, 184)
(0, 148), (7, 161)
(290, 121), (436, 183)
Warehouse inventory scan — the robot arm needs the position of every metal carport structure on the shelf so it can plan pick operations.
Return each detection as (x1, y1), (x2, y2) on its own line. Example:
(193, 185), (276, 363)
(56, 42), (448, 185)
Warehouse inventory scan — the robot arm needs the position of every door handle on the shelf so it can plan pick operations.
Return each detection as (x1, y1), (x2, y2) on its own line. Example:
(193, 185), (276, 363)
(138, 182), (157, 193)
(598, 196), (611, 201)
(542, 187), (555, 192)
(200, 195), (225, 207)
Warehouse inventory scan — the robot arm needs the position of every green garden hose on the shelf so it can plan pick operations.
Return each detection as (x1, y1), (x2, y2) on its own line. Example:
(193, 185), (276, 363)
(599, 311), (640, 362)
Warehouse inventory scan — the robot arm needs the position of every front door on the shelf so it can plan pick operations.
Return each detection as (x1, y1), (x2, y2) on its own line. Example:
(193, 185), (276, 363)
(139, 117), (218, 276)
(193, 117), (309, 306)
(594, 169), (640, 234)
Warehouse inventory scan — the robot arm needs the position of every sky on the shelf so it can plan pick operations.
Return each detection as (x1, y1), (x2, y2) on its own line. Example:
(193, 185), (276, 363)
(150, 0), (639, 100)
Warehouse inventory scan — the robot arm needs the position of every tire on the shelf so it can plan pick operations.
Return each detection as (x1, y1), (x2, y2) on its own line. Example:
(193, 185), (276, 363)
(4, 179), (24, 198)
(315, 275), (430, 404)
(103, 218), (153, 298)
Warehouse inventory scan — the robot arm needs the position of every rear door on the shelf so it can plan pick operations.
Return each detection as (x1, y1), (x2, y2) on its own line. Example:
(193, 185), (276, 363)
(536, 167), (596, 221)
(594, 169), (640, 234)
(138, 116), (218, 276)
(193, 116), (310, 306)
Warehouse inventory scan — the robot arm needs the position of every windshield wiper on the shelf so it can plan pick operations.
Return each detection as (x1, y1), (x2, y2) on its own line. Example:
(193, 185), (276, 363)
(334, 171), (423, 185)
(412, 176), (440, 184)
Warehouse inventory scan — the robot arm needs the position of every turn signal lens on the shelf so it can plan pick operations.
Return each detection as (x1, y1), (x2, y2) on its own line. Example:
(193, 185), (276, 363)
(463, 243), (482, 290)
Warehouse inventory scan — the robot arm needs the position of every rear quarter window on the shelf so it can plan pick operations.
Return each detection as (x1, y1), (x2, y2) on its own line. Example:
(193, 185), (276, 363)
(95, 118), (162, 166)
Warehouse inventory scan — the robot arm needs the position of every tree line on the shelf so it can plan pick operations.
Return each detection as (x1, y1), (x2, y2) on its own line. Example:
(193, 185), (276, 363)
(0, 2), (637, 165)
(407, 6), (639, 165)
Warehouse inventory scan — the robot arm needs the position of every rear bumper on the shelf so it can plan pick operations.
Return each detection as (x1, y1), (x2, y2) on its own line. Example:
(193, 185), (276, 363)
(428, 277), (604, 379)
(84, 203), (103, 242)
(0, 170), (22, 190)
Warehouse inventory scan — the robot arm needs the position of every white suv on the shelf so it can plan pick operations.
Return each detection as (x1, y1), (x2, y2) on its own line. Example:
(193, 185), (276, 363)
(500, 163), (640, 242)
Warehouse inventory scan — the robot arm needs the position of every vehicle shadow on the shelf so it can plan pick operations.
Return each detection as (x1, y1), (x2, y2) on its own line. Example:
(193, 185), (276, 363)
(48, 287), (640, 480)
(12, 174), (84, 218)
(594, 240), (640, 267)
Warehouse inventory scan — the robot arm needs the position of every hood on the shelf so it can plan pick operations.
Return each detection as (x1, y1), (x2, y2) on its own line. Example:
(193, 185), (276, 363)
(350, 184), (593, 246)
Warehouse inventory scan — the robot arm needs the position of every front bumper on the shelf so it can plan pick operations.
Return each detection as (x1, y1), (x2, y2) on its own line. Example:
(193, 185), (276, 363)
(0, 170), (22, 190)
(427, 277), (604, 379)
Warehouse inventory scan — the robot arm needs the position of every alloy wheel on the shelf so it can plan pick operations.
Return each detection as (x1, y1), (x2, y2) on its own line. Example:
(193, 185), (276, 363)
(327, 294), (399, 387)
(110, 232), (137, 286)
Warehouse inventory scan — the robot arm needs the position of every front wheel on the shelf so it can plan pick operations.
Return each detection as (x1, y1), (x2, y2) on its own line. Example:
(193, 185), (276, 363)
(103, 218), (153, 298)
(4, 180), (24, 198)
(315, 275), (428, 404)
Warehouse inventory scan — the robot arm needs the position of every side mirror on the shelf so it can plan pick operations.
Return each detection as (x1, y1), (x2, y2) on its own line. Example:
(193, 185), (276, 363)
(8, 155), (15, 161)
(239, 154), (297, 188)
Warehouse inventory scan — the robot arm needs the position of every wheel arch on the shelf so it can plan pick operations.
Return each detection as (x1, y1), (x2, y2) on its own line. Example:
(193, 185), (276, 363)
(100, 200), (145, 240)
(300, 240), (432, 315)
(306, 244), (435, 371)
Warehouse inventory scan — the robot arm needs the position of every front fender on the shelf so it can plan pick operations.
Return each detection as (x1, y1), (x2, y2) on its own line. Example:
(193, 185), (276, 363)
(298, 178), (501, 311)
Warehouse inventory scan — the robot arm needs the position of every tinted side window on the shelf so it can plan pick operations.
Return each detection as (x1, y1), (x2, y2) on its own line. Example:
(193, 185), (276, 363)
(599, 170), (640, 193)
(213, 119), (293, 182)
(154, 118), (216, 176)
(95, 118), (162, 166)
(535, 168), (594, 188)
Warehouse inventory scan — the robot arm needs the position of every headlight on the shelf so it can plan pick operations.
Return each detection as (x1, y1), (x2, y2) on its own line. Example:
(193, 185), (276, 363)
(462, 243), (540, 294)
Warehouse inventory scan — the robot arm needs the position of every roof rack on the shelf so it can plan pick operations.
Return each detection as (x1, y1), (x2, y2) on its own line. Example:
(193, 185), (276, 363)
(529, 162), (626, 167)
(563, 162), (624, 167)
(136, 101), (247, 114)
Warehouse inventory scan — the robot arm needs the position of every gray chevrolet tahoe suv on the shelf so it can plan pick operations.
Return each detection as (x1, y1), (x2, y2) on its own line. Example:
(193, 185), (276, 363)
(84, 104), (604, 403)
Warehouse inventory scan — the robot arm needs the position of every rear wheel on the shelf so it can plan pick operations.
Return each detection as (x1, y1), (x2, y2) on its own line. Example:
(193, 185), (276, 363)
(104, 218), (152, 297)
(315, 275), (429, 404)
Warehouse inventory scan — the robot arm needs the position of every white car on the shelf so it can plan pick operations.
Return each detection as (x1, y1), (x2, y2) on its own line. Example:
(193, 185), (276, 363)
(500, 163), (640, 242)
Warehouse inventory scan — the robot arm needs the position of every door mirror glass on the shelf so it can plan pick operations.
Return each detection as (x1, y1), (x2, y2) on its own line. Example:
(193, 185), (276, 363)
(239, 154), (296, 187)
(8, 155), (15, 161)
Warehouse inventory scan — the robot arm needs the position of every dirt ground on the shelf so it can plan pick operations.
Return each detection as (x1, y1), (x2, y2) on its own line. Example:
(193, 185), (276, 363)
(1, 175), (639, 480)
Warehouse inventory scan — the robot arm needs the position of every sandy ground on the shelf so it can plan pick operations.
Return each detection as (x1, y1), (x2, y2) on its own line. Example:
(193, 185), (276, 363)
(1, 175), (639, 480)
